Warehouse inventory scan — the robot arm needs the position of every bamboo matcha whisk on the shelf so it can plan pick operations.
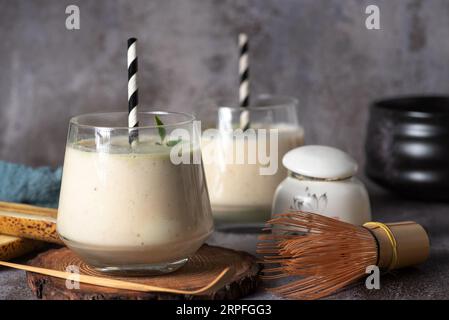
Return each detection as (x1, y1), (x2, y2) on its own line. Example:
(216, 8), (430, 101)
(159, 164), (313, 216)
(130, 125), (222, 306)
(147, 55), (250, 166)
(257, 211), (430, 300)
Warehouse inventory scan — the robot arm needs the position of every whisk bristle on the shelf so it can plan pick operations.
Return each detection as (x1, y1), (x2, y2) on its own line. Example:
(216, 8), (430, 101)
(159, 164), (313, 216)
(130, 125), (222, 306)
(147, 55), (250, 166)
(257, 211), (378, 300)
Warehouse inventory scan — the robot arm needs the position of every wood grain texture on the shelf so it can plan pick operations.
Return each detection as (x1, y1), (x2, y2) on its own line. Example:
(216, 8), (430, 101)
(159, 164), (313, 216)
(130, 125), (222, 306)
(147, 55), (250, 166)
(26, 245), (261, 300)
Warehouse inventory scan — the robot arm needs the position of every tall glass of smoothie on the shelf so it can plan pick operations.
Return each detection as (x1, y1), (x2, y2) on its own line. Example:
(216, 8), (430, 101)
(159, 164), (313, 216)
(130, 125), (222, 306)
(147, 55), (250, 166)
(57, 111), (213, 274)
(201, 95), (304, 229)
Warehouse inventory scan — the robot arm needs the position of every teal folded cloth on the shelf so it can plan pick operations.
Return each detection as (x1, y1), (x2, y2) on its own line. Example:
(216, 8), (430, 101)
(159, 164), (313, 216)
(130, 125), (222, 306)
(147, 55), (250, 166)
(0, 160), (62, 208)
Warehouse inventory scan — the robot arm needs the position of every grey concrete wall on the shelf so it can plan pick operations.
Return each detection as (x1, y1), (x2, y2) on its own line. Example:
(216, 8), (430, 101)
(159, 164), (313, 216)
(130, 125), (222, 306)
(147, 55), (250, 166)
(1, 0), (448, 167)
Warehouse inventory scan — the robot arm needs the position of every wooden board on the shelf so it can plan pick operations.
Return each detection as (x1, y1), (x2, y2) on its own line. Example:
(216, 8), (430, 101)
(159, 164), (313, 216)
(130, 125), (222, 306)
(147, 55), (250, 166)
(26, 244), (261, 300)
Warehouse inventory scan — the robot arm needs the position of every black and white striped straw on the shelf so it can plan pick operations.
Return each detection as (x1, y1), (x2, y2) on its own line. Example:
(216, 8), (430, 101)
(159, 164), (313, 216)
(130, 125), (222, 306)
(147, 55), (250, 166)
(127, 37), (139, 144)
(238, 33), (250, 130)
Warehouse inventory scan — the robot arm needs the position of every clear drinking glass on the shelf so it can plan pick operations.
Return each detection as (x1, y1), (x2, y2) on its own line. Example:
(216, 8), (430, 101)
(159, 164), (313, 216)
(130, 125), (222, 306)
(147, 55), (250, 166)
(201, 95), (304, 229)
(57, 111), (214, 275)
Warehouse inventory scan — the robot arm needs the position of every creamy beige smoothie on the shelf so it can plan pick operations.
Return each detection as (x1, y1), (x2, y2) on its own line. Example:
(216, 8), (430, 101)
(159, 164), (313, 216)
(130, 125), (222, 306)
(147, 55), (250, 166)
(57, 136), (213, 269)
(202, 124), (304, 224)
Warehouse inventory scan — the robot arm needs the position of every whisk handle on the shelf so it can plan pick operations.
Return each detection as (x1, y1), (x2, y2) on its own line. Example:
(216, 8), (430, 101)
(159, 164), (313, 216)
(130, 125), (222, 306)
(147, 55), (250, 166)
(364, 221), (430, 270)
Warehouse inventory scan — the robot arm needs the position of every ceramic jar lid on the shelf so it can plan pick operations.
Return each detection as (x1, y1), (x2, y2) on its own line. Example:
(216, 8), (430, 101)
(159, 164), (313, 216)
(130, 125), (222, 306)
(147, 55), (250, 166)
(282, 145), (358, 180)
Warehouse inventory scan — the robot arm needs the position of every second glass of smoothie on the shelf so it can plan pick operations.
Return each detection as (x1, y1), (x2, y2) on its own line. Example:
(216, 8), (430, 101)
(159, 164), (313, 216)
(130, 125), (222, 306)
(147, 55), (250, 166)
(57, 111), (213, 275)
(201, 95), (304, 229)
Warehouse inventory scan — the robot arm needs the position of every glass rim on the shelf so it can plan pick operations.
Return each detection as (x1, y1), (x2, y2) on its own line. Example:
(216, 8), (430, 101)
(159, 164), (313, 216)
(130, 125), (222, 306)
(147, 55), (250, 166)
(217, 95), (298, 112)
(69, 111), (196, 130)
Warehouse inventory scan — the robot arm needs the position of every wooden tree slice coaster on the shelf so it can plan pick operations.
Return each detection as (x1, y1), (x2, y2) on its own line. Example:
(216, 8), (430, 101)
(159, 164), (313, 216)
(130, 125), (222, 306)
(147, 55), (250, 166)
(26, 244), (261, 300)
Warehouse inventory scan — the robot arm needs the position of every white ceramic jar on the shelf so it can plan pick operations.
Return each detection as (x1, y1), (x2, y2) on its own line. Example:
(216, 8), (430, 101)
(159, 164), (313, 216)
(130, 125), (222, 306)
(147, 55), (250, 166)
(272, 145), (371, 225)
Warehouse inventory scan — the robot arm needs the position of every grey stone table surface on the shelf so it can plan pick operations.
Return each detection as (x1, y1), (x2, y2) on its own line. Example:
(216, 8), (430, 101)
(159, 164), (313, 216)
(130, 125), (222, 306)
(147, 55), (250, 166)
(1, 180), (448, 300)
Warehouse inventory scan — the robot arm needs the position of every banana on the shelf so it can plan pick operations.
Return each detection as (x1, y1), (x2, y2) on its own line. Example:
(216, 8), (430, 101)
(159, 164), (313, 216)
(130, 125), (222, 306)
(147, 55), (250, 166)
(0, 235), (44, 261)
(0, 201), (62, 245)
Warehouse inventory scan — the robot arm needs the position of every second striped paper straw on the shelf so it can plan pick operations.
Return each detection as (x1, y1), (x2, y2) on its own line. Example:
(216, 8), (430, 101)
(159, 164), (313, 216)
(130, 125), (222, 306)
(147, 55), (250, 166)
(128, 37), (139, 145)
(238, 33), (250, 130)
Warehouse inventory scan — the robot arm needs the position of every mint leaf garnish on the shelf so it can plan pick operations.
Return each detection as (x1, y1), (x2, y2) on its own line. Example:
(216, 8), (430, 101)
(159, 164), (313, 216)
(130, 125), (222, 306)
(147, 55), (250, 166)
(154, 115), (166, 144)
(166, 138), (182, 147)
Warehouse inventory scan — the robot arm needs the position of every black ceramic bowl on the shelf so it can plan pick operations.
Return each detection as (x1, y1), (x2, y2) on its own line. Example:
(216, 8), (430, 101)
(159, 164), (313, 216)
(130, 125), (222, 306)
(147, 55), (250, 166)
(365, 96), (449, 200)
